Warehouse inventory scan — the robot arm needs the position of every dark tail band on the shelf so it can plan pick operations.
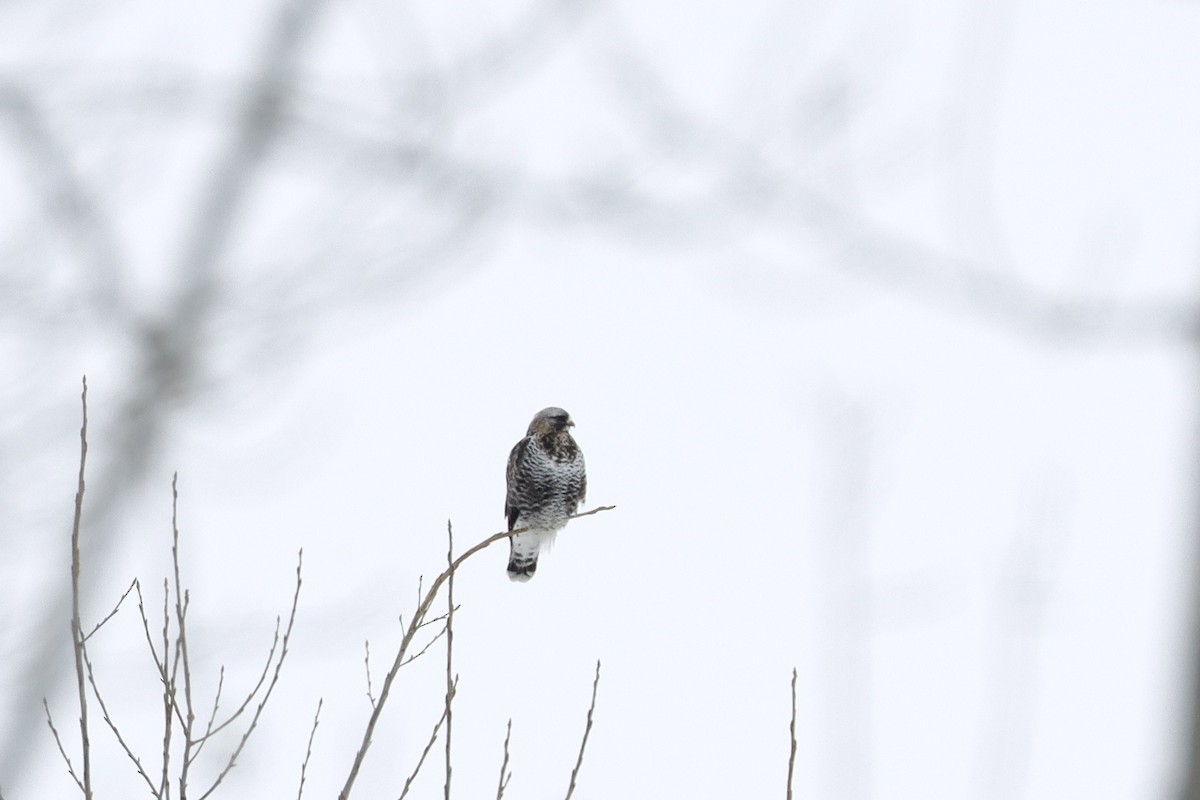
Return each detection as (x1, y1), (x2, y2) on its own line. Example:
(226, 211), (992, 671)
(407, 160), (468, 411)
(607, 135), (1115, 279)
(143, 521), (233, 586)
(507, 556), (537, 582)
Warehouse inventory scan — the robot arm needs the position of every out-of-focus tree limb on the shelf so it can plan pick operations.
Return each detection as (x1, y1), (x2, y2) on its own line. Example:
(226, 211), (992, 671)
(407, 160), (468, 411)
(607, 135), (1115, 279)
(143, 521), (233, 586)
(0, 0), (330, 790)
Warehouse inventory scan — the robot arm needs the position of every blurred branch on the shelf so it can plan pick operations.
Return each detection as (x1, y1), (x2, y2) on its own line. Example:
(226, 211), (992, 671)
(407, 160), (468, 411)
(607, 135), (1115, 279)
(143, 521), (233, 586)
(0, 0), (328, 789)
(579, 10), (1200, 344)
(973, 478), (1067, 799)
(814, 390), (874, 800)
(0, 86), (128, 319)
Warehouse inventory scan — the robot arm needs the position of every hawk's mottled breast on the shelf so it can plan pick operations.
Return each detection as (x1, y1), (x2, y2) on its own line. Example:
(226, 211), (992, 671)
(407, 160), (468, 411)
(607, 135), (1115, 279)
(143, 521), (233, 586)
(505, 407), (587, 532)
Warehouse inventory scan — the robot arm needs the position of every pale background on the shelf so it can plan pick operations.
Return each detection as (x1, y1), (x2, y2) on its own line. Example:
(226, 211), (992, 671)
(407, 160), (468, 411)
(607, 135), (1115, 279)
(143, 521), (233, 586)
(2, 1), (1200, 798)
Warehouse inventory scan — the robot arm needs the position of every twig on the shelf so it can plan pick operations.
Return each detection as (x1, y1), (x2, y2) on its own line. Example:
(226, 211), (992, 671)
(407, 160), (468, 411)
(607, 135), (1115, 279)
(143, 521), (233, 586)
(495, 720), (513, 800)
(190, 666), (227, 764)
(444, 520), (455, 800)
(296, 698), (323, 800)
(397, 677), (457, 800)
(69, 375), (93, 799)
(417, 608), (455, 632)
(80, 649), (158, 794)
(338, 505), (615, 800)
(43, 700), (84, 794)
(133, 580), (164, 676)
(83, 579), (137, 642)
(364, 641), (376, 708)
(191, 618), (282, 744)
(158, 579), (173, 797)
(787, 668), (798, 800)
(171, 474), (198, 796)
(196, 549), (303, 800)
(400, 623), (450, 668)
(564, 660), (601, 800)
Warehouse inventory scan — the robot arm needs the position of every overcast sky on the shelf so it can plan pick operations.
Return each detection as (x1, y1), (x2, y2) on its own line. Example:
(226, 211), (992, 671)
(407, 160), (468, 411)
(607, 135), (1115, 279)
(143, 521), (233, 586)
(3, 1), (1200, 798)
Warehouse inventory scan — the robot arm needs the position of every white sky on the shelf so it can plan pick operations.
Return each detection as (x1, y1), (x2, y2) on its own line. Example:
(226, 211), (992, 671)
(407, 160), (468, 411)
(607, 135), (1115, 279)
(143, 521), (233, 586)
(3, 1), (1200, 798)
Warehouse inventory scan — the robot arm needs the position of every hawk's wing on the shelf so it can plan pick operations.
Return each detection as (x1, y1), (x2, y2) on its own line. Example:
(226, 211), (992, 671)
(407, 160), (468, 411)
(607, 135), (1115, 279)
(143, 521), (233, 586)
(505, 437), (529, 531)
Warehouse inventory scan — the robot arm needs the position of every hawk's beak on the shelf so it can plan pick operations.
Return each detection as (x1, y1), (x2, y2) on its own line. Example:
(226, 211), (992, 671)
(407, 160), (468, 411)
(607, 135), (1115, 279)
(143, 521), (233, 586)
(567, 420), (575, 428)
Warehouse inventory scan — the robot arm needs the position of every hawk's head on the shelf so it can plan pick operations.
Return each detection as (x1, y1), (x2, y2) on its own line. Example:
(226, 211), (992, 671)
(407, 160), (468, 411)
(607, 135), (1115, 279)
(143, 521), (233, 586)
(528, 406), (574, 435)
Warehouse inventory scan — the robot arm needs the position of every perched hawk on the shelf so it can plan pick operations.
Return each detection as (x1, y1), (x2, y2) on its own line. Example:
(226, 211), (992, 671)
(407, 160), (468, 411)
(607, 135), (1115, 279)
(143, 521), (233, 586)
(505, 407), (587, 582)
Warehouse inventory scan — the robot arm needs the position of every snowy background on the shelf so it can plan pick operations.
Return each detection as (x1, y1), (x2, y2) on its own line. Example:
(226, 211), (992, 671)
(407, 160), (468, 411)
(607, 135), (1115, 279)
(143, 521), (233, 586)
(3, 1), (1200, 798)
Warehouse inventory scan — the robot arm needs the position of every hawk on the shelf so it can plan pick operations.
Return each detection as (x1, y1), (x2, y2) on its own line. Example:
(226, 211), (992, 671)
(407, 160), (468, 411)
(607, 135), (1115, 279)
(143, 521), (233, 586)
(505, 407), (587, 582)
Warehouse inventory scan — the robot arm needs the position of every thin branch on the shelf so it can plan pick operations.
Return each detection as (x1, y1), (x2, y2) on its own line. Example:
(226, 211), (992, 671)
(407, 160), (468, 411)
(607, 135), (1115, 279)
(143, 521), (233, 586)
(444, 520), (456, 800)
(69, 375), (93, 800)
(196, 549), (304, 800)
(0, 0), (327, 781)
(400, 622), (450, 668)
(43, 700), (85, 795)
(296, 698), (323, 800)
(171, 473), (198, 796)
(495, 719), (513, 800)
(564, 660), (601, 800)
(80, 649), (158, 795)
(190, 666), (227, 764)
(133, 580), (165, 675)
(397, 677), (456, 800)
(83, 579), (137, 642)
(787, 667), (798, 800)
(364, 641), (376, 708)
(338, 505), (616, 800)
(192, 618), (282, 742)
(417, 608), (456, 632)
(158, 579), (174, 797)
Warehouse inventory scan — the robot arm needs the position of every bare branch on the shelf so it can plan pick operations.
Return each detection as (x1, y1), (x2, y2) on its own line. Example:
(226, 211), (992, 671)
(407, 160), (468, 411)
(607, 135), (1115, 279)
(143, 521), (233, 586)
(42, 700), (85, 795)
(397, 677), (457, 800)
(564, 660), (601, 800)
(158, 580), (174, 797)
(190, 617), (281, 743)
(338, 505), (615, 800)
(1, 0), (329, 782)
(296, 698), (323, 800)
(171, 473), (198, 795)
(417, 608), (457, 632)
(495, 719), (513, 800)
(787, 668), (798, 800)
(400, 622), (451, 669)
(69, 375), (93, 800)
(196, 549), (303, 800)
(133, 580), (165, 676)
(190, 666), (227, 764)
(444, 520), (456, 800)
(363, 641), (376, 708)
(80, 649), (158, 795)
(82, 579), (137, 642)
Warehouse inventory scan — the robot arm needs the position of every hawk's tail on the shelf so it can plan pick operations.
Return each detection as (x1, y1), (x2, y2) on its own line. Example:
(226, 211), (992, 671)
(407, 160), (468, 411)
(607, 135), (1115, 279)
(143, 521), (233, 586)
(507, 530), (543, 582)
(507, 555), (537, 582)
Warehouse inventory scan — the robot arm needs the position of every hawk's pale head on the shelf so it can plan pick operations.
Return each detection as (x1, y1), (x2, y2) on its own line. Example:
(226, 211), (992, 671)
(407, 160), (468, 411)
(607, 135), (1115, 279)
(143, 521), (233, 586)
(528, 406), (574, 435)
